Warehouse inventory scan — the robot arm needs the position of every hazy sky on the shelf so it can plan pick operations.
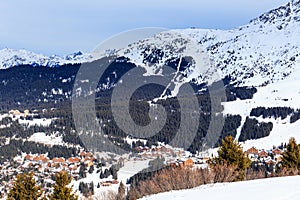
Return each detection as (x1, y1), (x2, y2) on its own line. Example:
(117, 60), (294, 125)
(0, 0), (289, 55)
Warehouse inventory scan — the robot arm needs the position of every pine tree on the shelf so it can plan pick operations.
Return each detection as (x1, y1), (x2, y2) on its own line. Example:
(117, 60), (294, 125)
(49, 171), (78, 200)
(100, 171), (104, 179)
(210, 136), (251, 181)
(116, 181), (126, 200)
(8, 172), (43, 200)
(89, 182), (94, 196)
(78, 163), (86, 178)
(281, 137), (300, 170)
(88, 165), (94, 174)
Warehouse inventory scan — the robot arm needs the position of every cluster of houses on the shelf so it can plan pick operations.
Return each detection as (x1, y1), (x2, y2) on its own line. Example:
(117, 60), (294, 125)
(134, 145), (212, 168)
(8, 109), (30, 117)
(0, 150), (102, 198)
(245, 147), (283, 172)
(8, 109), (53, 116)
(134, 146), (178, 157)
(168, 158), (195, 168)
(244, 147), (283, 165)
(134, 145), (286, 170)
(0, 136), (287, 198)
(17, 151), (96, 175)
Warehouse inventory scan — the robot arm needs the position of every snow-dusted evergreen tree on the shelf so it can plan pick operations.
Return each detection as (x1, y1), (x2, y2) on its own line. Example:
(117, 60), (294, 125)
(8, 172), (43, 200)
(49, 171), (78, 200)
(281, 137), (300, 170)
(210, 136), (251, 180)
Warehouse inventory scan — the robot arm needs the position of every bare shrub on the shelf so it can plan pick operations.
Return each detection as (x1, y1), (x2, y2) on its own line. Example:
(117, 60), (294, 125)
(277, 167), (299, 177)
(94, 190), (117, 200)
(210, 163), (238, 183)
(245, 169), (266, 180)
(127, 164), (240, 200)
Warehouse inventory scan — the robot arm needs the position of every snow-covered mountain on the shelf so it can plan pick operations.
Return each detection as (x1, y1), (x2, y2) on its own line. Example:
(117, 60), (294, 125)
(0, 48), (92, 69)
(102, 0), (300, 149)
(2, 0), (300, 87)
(108, 0), (300, 88)
(1, 0), (300, 150)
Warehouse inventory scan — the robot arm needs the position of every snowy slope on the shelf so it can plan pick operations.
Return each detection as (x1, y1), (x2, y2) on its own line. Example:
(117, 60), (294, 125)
(141, 175), (300, 200)
(221, 63), (300, 150)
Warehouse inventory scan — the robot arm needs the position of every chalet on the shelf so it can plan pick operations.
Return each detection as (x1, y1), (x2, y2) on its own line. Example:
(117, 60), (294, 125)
(42, 158), (50, 163)
(14, 158), (23, 164)
(246, 147), (259, 160)
(272, 148), (282, 155)
(9, 110), (21, 115)
(87, 161), (94, 167)
(79, 152), (87, 157)
(178, 161), (184, 168)
(245, 147), (259, 155)
(142, 147), (150, 151)
(86, 152), (93, 157)
(276, 156), (283, 162)
(84, 157), (95, 162)
(24, 154), (33, 160)
(67, 157), (81, 163)
(101, 182), (112, 187)
(160, 146), (169, 153)
(68, 165), (78, 171)
(183, 158), (194, 167)
(265, 159), (275, 166)
(151, 147), (158, 152)
(51, 163), (60, 168)
(258, 150), (268, 158)
(36, 165), (43, 173)
(24, 110), (30, 117)
(134, 147), (144, 153)
(202, 157), (210, 163)
(52, 157), (65, 163)
(33, 155), (46, 162)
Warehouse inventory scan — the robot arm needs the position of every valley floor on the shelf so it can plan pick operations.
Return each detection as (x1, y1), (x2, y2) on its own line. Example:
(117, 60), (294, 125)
(141, 175), (300, 200)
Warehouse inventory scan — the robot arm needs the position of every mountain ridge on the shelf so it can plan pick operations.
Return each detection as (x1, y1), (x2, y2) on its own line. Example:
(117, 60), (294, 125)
(0, 48), (92, 69)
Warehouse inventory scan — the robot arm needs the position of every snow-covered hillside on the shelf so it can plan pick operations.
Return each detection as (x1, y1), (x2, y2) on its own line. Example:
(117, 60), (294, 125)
(221, 64), (300, 150)
(141, 175), (300, 200)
